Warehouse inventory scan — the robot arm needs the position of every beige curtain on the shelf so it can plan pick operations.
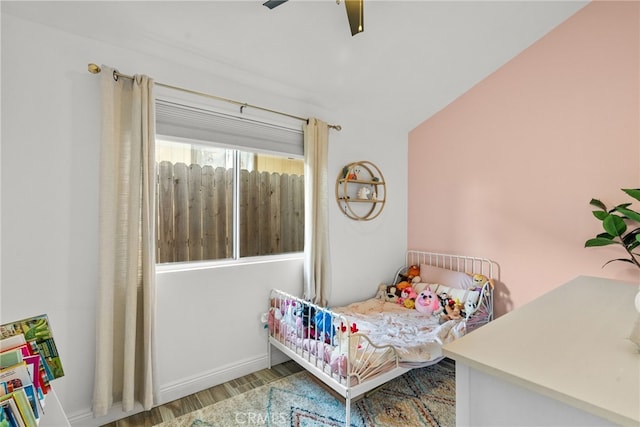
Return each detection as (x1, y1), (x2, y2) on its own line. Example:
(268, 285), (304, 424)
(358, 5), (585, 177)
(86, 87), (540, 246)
(303, 118), (331, 306)
(93, 66), (158, 417)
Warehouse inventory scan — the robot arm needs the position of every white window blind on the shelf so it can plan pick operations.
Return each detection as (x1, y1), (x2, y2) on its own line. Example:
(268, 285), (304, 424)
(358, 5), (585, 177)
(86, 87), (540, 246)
(155, 99), (304, 156)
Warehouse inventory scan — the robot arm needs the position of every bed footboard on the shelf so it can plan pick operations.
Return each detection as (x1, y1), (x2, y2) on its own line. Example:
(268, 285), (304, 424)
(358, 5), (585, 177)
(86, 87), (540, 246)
(266, 289), (406, 425)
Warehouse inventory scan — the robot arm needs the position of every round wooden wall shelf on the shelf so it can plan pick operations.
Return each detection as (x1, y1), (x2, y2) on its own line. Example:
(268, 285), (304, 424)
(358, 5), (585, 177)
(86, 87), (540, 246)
(335, 161), (386, 221)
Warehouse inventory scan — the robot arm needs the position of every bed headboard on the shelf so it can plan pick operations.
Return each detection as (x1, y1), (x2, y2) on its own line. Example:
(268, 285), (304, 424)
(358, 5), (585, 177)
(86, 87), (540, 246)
(405, 250), (498, 281)
(403, 250), (498, 328)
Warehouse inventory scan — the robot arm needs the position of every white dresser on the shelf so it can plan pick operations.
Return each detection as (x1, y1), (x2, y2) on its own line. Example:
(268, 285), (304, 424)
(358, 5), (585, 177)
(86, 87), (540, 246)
(443, 275), (640, 426)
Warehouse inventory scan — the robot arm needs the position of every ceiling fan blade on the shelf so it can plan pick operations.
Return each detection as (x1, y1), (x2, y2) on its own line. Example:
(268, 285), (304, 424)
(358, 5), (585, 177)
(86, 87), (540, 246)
(263, 0), (288, 9)
(344, 0), (364, 36)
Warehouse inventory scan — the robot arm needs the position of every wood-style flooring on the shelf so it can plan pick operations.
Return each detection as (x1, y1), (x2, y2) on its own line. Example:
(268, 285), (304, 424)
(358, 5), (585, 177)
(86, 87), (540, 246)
(101, 360), (304, 427)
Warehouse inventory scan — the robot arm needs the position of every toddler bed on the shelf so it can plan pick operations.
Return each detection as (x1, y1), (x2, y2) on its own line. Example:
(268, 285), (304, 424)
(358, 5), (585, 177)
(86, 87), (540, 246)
(266, 250), (496, 425)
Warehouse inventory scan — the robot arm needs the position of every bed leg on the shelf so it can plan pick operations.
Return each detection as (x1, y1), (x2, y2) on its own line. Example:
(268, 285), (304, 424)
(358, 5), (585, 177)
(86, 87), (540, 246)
(345, 395), (351, 426)
(267, 339), (272, 369)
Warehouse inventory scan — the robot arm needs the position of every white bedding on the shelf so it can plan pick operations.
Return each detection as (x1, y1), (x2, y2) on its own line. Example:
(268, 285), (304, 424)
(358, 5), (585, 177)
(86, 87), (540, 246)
(333, 298), (466, 366)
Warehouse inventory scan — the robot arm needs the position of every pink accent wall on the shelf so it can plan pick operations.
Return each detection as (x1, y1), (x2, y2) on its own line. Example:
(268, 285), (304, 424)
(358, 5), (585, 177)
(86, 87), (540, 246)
(408, 1), (640, 316)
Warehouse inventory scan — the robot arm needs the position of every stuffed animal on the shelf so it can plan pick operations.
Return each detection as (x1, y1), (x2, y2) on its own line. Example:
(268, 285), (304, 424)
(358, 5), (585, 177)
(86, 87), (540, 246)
(379, 284), (401, 303)
(440, 299), (464, 322)
(471, 274), (493, 290)
(398, 265), (421, 283)
(437, 292), (451, 310)
(396, 281), (411, 291)
(314, 311), (334, 343)
(407, 265), (420, 280)
(415, 288), (440, 315)
(464, 299), (477, 318)
(397, 286), (417, 307)
(403, 298), (416, 309)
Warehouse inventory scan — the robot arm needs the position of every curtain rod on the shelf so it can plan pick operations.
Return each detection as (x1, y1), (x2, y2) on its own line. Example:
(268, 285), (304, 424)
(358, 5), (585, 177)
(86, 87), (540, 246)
(87, 63), (342, 131)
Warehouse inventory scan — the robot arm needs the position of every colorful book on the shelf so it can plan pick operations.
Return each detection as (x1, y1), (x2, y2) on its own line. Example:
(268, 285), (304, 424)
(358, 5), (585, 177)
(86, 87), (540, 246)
(0, 389), (34, 427)
(0, 404), (16, 427)
(22, 357), (45, 400)
(17, 386), (38, 422)
(0, 315), (64, 380)
(0, 363), (32, 399)
(0, 352), (22, 371)
(0, 345), (48, 397)
(0, 337), (26, 354)
(7, 389), (35, 427)
(0, 398), (24, 427)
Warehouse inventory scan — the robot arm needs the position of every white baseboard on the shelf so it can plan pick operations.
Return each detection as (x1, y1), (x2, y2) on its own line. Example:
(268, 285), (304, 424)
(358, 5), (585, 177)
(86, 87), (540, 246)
(68, 351), (289, 427)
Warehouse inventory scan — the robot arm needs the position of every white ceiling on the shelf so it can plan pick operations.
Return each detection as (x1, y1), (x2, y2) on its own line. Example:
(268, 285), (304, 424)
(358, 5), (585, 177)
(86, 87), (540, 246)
(3, 0), (587, 131)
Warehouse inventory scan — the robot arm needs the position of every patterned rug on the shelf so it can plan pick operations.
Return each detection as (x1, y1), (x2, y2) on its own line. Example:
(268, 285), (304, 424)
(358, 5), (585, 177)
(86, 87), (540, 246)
(155, 360), (455, 427)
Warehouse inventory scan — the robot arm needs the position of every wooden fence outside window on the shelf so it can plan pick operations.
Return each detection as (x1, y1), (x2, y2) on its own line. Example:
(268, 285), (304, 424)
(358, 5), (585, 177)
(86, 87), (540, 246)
(156, 161), (304, 263)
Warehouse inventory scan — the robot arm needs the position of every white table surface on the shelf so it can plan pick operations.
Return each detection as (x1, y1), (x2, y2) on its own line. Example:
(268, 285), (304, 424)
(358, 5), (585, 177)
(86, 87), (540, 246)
(443, 275), (640, 426)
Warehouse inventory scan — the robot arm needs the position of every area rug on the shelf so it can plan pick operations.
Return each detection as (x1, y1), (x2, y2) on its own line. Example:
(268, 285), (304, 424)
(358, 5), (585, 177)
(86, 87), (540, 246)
(155, 361), (455, 427)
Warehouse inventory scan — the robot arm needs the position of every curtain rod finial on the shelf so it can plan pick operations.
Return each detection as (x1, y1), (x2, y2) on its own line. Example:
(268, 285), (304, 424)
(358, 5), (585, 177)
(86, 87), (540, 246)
(88, 63), (101, 74)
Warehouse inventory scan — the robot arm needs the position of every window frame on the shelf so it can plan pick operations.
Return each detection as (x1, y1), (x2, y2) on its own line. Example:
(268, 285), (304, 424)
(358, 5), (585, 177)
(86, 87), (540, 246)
(154, 95), (305, 268)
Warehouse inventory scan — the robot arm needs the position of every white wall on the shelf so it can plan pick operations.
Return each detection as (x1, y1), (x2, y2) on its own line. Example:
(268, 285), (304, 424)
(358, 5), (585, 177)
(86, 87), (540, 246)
(0, 13), (407, 425)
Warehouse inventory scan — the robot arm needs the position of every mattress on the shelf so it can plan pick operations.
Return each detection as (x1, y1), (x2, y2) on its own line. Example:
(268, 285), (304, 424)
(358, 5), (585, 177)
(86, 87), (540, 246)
(333, 298), (466, 366)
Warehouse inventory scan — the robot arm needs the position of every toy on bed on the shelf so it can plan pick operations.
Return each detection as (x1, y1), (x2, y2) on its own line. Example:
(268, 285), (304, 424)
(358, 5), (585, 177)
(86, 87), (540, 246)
(397, 264), (422, 285)
(397, 286), (417, 308)
(440, 298), (464, 322)
(415, 288), (440, 315)
(377, 283), (401, 303)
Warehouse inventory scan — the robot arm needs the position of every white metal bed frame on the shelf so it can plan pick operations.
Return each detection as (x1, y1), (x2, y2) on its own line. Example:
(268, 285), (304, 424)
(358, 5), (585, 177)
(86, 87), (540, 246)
(267, 250), (497, 425)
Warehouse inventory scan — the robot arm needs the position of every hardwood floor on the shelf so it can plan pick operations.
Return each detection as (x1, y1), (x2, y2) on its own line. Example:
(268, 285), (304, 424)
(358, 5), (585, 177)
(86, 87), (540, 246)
(101, 360), (304, 427)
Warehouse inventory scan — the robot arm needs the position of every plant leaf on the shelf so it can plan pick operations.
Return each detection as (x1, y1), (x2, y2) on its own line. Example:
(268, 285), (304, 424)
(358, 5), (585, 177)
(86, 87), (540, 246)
(589, 198), (607, 211)
(623, 228), (640, 246)
(592, 210), (608, 220)
(585, 237), (618, 247)
(603, 214), (627, 236)
(613, 203), (632, 211)
(596, 232), (615, 239)
(615, 207), (640, 223)
(622, 188), (640, 202)
(602, 258), (635, 267)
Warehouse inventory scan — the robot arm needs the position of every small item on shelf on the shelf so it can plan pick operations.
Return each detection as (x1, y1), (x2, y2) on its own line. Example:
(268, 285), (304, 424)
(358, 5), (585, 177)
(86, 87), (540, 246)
(357, 187), (371, 200)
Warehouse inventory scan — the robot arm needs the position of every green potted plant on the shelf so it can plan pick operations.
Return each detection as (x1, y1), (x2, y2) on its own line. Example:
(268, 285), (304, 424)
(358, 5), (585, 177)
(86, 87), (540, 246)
(585, 188), (640, 350)
(585, 188), (640, 270)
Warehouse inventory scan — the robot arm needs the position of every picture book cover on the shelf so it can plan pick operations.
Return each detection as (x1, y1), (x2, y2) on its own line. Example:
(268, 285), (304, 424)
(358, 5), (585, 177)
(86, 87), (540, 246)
(0, 315), (64, 379)
(6, 388), (35, 427)
(0, 344), (49, 394)
(0, 389), (34, 427)
(0, 352), (22, 371)
(17, 385), (38, 422)
(21, 357), (46, 400)
(0, 363), (31, 395)
(0, 336), (25, 354)
(0, 398), (23, 427)
(0, 403), (16, 427)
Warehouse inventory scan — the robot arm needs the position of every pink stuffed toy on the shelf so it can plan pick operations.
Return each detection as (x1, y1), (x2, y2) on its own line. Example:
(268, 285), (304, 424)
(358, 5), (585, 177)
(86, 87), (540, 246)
(415, 288), (440, 315)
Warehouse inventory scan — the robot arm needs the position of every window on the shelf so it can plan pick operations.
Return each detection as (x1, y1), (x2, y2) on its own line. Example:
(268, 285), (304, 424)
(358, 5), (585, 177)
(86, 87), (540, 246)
(155, 99), (305, 264)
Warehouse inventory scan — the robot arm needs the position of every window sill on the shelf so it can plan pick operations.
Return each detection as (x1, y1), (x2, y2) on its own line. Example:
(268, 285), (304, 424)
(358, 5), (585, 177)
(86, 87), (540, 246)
(156, 252), (304, 274)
